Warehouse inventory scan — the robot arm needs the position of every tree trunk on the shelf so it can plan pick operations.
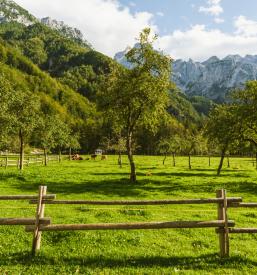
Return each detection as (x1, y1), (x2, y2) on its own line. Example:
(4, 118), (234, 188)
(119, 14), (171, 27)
(255, 152), (257, 170)
(188, 154), (191, 170)
(172, 152), (176, 167)
(163, 153), (167, 165)
(58, 149), (62, 163)
(118, 151), (122, 168)
(19, 129), (24, 170)
(217, 150), (226, 176)
(126, 132), (136, 182)
(227, 155), (230, 168)
(43, 148), (47, 166)
(69, 147), (72, 161)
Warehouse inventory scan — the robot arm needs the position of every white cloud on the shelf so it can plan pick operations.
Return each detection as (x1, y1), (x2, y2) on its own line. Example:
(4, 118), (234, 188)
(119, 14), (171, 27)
(15, 0), (156, 57)
(234, 15), (257, 36)
(156, 21), (257, 61)
(12, 1), (257, 61)
(199, 0), (223, 16)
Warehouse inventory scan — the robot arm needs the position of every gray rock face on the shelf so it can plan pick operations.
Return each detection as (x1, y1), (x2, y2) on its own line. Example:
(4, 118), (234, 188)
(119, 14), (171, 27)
(115, 49), (257, 101)
(41, 17), (84, 43)
(0, 0), (36, 25)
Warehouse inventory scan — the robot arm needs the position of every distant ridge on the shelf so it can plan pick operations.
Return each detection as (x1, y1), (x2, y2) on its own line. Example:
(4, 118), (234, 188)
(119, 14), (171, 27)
(115, 47), (257, 102)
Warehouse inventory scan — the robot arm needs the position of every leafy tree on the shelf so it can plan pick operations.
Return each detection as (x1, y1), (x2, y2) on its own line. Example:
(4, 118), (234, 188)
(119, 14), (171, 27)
(0, 75), (40, 169)
(232, 81), (257, 169)
(67, 134), (81, 160)
(99, 28), (172, 181)
(23, 37), (47, 66)
(52, 117), (71, 162)
(157, 135), (182, 166)
(204, 104), (240, 175)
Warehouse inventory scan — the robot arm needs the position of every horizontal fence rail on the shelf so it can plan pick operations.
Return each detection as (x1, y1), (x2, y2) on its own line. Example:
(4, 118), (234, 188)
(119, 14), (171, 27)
(1, 186), (257, 259)
(0, 218), (51, 225)
(25, 220), (235, 232)
(29, 197), (242, 205)
(0, 195), (56, 200)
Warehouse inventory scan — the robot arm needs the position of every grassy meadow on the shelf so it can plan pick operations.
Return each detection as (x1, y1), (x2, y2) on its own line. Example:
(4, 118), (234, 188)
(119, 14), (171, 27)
(0, 155), (257, 274)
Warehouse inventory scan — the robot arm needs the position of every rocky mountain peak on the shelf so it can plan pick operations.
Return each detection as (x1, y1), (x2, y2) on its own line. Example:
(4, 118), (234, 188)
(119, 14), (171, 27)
(115, 45), (257, 101)
(0, 0), (36, 25)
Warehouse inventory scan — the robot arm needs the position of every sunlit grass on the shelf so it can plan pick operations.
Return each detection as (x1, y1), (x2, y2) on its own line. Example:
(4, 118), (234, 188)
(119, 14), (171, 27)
(0, 155), (257, 274)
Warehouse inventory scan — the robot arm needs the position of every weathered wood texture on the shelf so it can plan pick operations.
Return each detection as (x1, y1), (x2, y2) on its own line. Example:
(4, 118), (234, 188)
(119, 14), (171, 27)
(29, 197), (242, 205)
(217, 189), (229, 258)
(25, 220), (235, 232)
(32, 186), (47, 255)
(0, 218), (50, 225)
(0, 194), (56, 200)
(229, 202), (257, 208)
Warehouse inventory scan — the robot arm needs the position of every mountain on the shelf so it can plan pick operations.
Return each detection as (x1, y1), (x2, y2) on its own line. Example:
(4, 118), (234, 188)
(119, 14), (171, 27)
(0, 0), (109, 150)
(0, 0), (209, 154)
(40, 17), (90, 47)
(115, 48), (257, 102)
(0, 0), (36, 25)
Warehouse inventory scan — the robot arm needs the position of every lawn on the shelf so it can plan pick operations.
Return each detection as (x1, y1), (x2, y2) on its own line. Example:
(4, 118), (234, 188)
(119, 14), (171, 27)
(0, 155), (257, 274)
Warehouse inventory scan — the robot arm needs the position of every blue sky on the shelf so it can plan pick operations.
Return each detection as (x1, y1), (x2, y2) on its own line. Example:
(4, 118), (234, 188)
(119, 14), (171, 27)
(120, 0), (257, 35)
(16, 0), (257, 60)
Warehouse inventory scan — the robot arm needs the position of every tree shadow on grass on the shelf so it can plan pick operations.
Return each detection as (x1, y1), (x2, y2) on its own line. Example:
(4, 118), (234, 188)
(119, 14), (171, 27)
(0, 252), (256, 271)
(5, 174), (257, 200)
(89, 171), (251, 178)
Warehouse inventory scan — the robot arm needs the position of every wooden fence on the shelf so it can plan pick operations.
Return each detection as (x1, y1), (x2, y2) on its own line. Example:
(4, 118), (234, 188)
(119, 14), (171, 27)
(0, 155), (67, 168)
(1, 187), (257, 258)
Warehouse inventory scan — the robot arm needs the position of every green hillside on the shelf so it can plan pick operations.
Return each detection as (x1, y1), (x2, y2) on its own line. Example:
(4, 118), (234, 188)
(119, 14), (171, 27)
(0, 0), (208, 155)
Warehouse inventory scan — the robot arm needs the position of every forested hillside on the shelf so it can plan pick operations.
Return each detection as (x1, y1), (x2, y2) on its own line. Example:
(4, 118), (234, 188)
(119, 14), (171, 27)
(0, 0), (212, 156)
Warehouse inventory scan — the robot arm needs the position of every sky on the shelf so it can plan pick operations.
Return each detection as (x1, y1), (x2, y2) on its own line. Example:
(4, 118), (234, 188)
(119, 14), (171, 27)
(15, 0), (257, 61)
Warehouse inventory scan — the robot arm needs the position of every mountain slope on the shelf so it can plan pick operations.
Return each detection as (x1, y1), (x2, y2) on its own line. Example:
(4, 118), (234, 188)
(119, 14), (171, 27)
(0, 0), (36, 24)
(115, 48), (257, 102)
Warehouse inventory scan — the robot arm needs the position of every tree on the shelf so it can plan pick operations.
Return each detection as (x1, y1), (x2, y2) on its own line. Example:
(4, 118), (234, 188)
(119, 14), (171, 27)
(0, 75), (40, 170)
(35, 115), (58, 166)
(204, 104), (240, 175)
(157, 135), (182, 166)
(52, 118), (71, 162)
(67, 134), (81, 160)
(99, 28), (172, 182)
(24, 37), (47, 66)
(232, 81), (257, 169)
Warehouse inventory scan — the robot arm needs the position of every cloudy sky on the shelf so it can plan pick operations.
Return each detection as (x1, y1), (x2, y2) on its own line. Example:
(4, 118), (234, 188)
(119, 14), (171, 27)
(15, 0), (257, 61)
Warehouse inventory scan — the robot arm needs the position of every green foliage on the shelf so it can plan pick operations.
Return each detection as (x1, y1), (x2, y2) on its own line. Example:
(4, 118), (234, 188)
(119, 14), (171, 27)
(100, 28), (172, 134)
(190, 96), (215, 116)
(23, 37), (47, 65)
(204, 104), (240, 153)
(232, 81), (257, 147)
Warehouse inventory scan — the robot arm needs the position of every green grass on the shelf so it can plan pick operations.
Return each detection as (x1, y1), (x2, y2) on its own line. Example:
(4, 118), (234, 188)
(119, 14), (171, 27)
(0, 155), (257, 274)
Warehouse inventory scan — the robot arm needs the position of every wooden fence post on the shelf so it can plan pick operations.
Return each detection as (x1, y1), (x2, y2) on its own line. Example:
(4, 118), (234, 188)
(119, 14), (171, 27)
(216, 189), (229, 258)
(5, 157), (8, 169)
(32, 186), (47, 255)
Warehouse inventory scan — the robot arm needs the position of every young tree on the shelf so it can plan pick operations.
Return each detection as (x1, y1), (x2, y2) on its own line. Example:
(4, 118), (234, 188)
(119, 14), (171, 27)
(204, 104), (240, 175)
(0, 75), (40, 170)
(157, 135), (182, 166)
(99, 28), (172, 182)
(67, 134), (81, 160)
(232, 81), (257, 169)
(52, 118), (71, 162)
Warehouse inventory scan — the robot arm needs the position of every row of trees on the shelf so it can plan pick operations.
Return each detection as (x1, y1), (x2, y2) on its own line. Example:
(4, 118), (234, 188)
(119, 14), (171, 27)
(1, 26), (256, 181)
(0, 76), (80, 170)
